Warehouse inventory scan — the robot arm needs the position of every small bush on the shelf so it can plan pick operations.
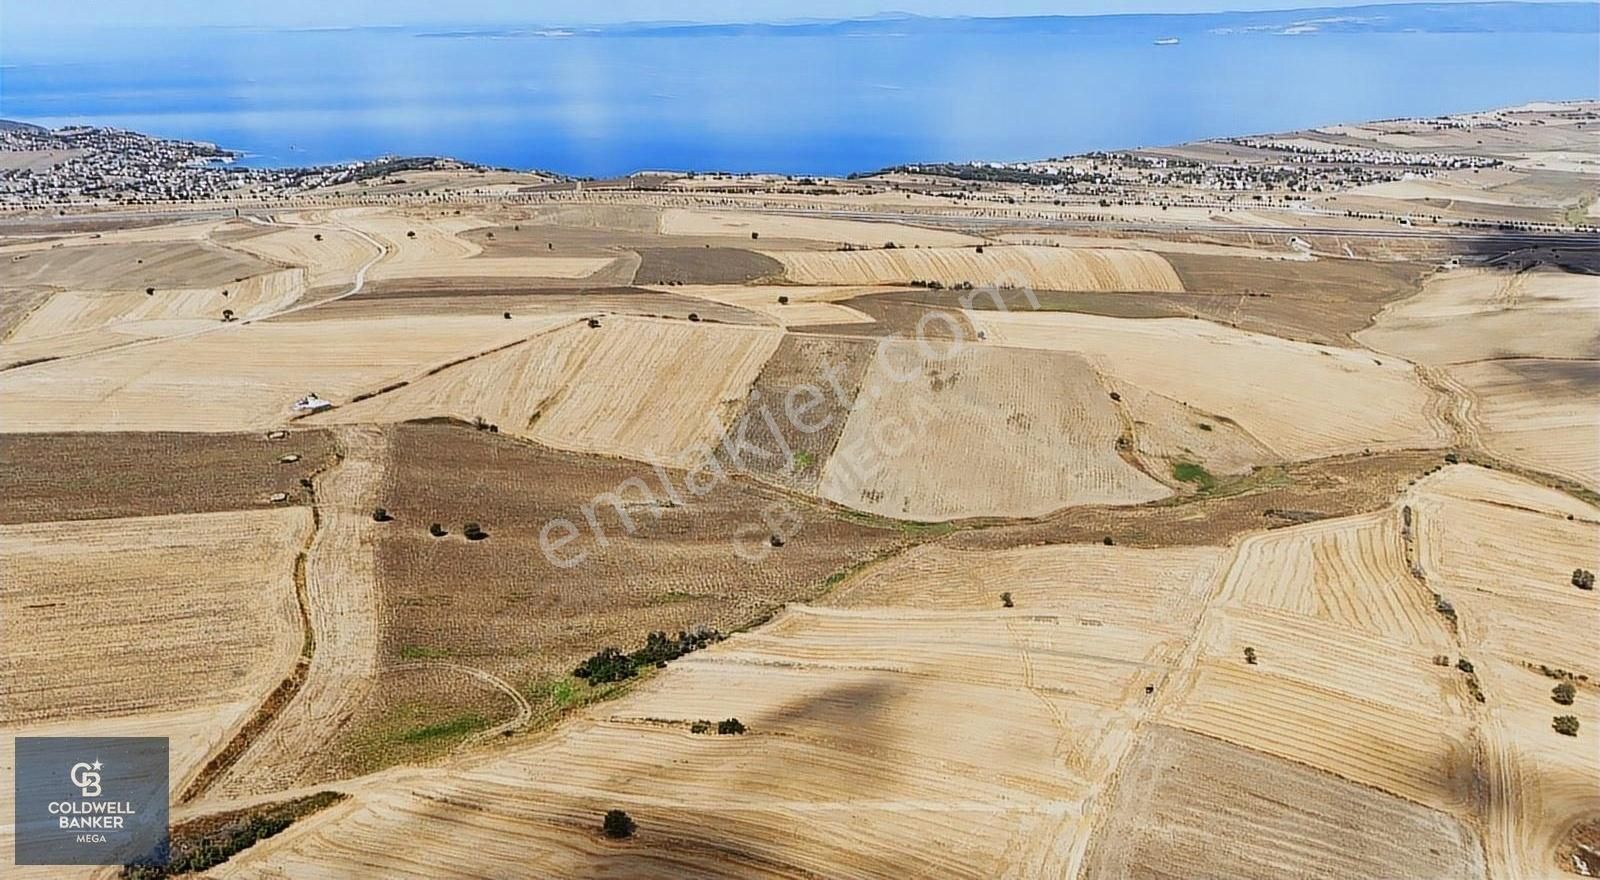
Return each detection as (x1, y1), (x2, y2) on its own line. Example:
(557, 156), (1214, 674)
(777, 295), (789, 305)
(313, 233), (323, 242)
(750, 231), (759, 240)
(1243, 646), (1258, 665)
(1573, 569), (1595, 590)
(406, 230), (416, 238)
(1553, 715), (1580, 736)
(1553, 682), (1576, 705)
(1456, 658), (1475, 674)
(463, 522), (488, 541)
(602, 809), (637, 839)
(429, 523), (447, 537)
(717, 718), (746, 735)
(1000, 591), (1014, 608)
(690, 720), (713, 734)
(371, 508), (392, 522)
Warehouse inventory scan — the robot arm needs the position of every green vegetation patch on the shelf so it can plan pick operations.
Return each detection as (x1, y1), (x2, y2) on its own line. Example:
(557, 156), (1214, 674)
(1171, 461), (1217, 491)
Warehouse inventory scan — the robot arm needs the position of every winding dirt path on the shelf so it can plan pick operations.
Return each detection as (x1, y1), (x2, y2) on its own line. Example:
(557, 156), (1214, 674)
(387, 660), (534, 746)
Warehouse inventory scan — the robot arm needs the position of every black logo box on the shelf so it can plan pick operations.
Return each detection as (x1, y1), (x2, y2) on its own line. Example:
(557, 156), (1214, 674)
(14, 736), (169, 867)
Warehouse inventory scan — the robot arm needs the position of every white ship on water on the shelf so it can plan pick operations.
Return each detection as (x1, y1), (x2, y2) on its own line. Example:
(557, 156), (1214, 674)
(1154, 37), (1180, 46)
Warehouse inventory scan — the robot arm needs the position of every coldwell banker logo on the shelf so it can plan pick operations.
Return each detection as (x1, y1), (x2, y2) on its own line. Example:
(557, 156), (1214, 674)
(71, 760), (103, 797)
(14, 737), (169, 867)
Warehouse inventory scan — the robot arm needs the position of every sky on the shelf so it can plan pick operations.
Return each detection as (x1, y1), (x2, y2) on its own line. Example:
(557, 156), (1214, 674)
(4, 0), (1562, 30)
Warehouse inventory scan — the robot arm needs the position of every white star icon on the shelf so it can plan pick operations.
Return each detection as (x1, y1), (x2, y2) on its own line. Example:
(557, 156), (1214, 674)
(91, 759), (103, 771)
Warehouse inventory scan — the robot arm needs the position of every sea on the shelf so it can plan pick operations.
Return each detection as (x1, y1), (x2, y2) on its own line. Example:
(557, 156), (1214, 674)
(2, 3), (1597, 177)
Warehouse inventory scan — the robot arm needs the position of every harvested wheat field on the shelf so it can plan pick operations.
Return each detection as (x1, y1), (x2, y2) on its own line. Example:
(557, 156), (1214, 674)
(0, 313), (572, 433)
(659, 208), (982, 247)
(1358, 267), (1600, 364)
(0, 429), (335, 523)
(970, 310), (1446, 459)
(646, 284), (877, 326)
(336, 207), (620, 281)
(209, 542), (1221, 879)
(0, 508), (310, 724)
(818, 339), (1170, 519)
(0, 239), (274, 291)
(222, 220), (381, 288)
(0, 267), (307, 362)
(1083, 724), (1485, 880)
(321, 317), (782, 467)
(719, 333), (879, 492)
(8, 99), (1600, 880)
(768, 245), (1184, 291)
(1450, 358), (1600, 489)
(1407, 466), (1600, 877)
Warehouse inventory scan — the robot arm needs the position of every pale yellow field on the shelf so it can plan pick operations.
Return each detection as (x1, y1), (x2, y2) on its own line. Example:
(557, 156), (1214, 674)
(994, 231), (1314, 261)
(644, 284), (876, 326)
(1165, 513), (1474, 813)
(322, 317), (784, 467)
(0, 508), (310, 724)
(225, 222), (380, 289)
(213, 543), (1221, 879)
(1449, 358), (1599, 489)
(1215, 510), (1451, 646)
(1115, 383), (1279, 478)
(1408, 467), (1600, 877)
(970, 310), (1446, 459)
(767, 245), (1184, 291)
(0, 313), (571, 432)
(0, 507), (312, 868)
(1358, 268), (1599, 364)
(818, 341), (1171, 519)
(333, 207), (616, 281)
(0, 267), (307, 363)
(659, 207), (982, 247)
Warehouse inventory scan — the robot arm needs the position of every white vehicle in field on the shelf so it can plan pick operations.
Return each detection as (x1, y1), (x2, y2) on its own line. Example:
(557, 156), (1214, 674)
(292, 392), (332, 413)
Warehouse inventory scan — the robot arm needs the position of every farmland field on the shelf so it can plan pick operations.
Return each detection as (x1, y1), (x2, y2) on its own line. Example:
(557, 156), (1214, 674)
(3, 100), (1598, 880)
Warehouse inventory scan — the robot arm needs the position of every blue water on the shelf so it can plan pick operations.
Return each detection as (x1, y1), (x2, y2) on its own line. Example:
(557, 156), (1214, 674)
(2, 8), (1596, 177)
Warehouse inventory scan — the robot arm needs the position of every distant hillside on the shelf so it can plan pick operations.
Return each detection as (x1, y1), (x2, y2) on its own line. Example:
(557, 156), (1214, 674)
(419, 2), (1600, 40)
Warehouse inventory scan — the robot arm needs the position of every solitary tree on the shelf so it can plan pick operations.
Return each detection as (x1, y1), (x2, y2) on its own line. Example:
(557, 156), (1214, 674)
(406, 230), (416, 238)
(221, 309), (235, 322)
(372, 508), (392, 522)
(1000, 591), (1014, 608)
(1573, 569), (1595, 590)
(429, 523), (447, 537)
(602, 810), (637, 839)
(1243, 646), (1258, 665)
(717, 718), (747, 735)
(1553, 715), (1581, 737)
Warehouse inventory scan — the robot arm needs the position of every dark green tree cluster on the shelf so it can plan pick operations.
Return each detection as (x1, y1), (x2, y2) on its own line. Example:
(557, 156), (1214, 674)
(574, 629), (723, 685)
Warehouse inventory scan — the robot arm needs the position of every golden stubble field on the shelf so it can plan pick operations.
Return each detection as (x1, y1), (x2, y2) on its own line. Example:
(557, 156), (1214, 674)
(2, 109), (1597, 878)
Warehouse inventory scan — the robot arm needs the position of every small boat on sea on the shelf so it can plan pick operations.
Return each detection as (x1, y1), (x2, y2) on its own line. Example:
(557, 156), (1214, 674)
(1154, 37), (1180, 46)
